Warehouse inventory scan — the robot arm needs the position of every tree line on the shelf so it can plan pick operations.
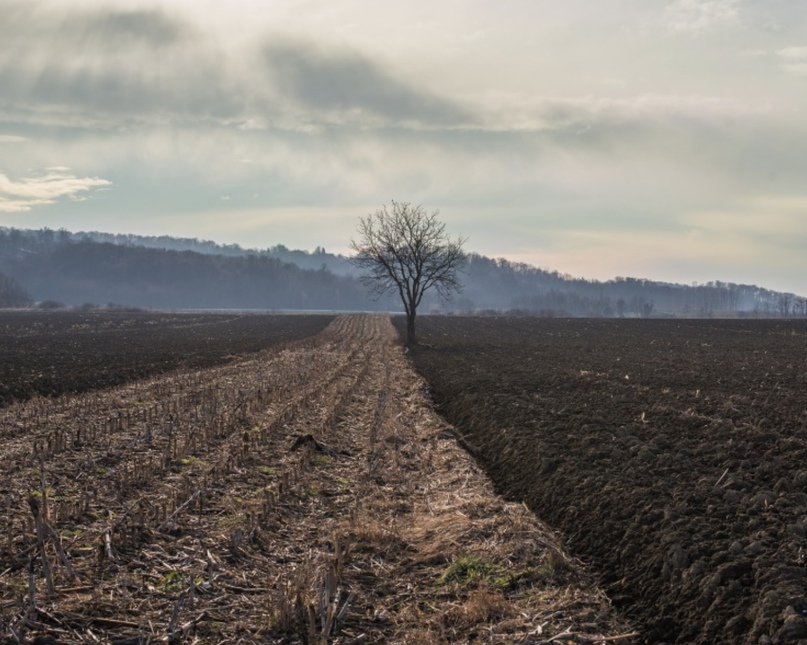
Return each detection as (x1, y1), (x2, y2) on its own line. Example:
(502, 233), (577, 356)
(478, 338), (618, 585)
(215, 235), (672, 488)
(0, 227), (802, 317)
(0, 229), (393, 311)
(448, 256), (804, 318)
(0, 270), (31, 307)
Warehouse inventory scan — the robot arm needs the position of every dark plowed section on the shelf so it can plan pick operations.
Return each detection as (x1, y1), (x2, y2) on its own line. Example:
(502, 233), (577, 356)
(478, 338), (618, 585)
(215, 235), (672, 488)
(403, 316), (807, 645)
(0, 311), (333, 407)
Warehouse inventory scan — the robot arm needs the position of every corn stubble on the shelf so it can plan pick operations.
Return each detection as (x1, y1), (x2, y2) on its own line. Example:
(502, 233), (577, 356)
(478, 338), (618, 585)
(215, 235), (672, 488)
(0, 315), (634, 644)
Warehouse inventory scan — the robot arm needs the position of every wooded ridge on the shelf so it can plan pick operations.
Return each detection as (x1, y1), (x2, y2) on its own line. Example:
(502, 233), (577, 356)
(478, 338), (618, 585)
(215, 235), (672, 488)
(0, 227), (801, 317)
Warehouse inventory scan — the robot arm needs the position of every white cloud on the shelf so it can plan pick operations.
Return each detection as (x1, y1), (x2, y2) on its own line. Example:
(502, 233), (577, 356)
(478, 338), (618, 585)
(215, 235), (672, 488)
(0, 134), (27, 143)
(777, 46), (807, 74)
(663, 0), (740, 32)
(0, 168), (111, 213)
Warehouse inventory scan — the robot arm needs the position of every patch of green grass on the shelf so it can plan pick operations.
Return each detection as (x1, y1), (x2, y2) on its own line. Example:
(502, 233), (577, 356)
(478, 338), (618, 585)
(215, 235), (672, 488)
(258, 466), (276, 476)
(158, 571), (185, 593)
(179, 456), (208, 469)
(29, 487), (64, 504)
(59, 527), (85, 539)
(312, 454), (331, 466)
(437, 556), (508, 588)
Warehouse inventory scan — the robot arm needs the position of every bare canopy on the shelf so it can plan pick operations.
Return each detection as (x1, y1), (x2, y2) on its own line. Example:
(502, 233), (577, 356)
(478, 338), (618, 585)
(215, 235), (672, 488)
(351, 201), (467, 345)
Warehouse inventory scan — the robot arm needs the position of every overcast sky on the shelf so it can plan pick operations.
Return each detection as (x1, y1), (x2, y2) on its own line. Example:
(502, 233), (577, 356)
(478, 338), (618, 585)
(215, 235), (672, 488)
(1, 0), (805, 294)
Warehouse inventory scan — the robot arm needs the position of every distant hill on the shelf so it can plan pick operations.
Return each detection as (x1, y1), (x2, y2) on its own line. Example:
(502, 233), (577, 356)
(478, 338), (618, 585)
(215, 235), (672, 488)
(67, 230), (358, 276)
(0, 227), (802, 317)
(0, 228), (389, 311)
(455, 254), (803, 318)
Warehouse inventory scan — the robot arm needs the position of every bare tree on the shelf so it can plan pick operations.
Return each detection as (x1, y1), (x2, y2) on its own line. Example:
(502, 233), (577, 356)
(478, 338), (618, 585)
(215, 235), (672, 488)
(350, 201), (467, 345)
(778, 292), (793, 318)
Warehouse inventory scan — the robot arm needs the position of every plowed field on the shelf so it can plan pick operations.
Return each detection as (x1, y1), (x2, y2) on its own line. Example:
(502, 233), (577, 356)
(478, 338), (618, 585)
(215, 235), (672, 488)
(403, 316), (807, 645)
(0, 312), (335, 408)
(0, 315), (631, 644)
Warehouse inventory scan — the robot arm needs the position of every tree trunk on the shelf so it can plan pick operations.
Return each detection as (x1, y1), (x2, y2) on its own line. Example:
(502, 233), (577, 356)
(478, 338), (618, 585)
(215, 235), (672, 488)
(406, 310), (416, 346)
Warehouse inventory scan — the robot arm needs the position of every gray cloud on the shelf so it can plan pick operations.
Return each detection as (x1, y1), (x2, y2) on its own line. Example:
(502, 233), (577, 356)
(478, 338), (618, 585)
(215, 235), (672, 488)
(0, 3), (243, 126)
(741, 0), (807, 35)
(262, 41), (475, 129)
(0, 3), (474, 133)
(0, 4), (195, 62)
(81, 8), (188, 48)
(777, 46), (807, 74)
(663, 0), (740, 32)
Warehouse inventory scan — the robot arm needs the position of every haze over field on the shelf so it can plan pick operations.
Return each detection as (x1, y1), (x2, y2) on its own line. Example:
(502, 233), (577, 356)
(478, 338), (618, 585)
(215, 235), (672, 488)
(0, 0), (805, 295)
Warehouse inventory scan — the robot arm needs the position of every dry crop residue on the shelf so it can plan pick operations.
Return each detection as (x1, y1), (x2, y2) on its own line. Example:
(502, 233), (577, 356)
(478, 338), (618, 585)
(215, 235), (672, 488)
(0, 315), (633, 644)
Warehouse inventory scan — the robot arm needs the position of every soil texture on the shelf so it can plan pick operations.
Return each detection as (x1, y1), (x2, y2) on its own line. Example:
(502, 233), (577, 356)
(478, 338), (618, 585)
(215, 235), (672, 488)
(404, 316), (807, 645)
(0, 311), (333, 407)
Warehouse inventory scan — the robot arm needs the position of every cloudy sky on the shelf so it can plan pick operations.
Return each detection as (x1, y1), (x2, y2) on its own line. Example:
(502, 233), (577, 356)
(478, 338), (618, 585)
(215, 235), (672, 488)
(1, 0), (805, 294)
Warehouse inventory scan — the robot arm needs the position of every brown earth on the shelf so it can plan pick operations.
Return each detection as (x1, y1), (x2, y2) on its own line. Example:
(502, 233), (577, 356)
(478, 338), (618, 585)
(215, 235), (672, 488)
(0, 311), (334, 407)
(403, 316), (807, 645)
(0, 314), (632, 644)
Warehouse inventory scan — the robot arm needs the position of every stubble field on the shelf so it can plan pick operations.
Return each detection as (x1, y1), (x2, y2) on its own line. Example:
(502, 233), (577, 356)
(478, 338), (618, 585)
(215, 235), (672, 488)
(0, 312), (631, 644)
(402, 316), (807, 645)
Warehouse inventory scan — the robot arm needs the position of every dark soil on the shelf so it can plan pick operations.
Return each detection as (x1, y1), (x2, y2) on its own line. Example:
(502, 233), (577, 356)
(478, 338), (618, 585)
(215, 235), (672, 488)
(401, 316), (807, 645)
(0, 311), (333, 407)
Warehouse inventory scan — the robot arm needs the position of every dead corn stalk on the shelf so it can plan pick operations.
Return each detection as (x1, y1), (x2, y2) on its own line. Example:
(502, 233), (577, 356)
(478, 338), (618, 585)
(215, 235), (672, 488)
(27, 493), (53, 596)
(307, 537), (354, 643)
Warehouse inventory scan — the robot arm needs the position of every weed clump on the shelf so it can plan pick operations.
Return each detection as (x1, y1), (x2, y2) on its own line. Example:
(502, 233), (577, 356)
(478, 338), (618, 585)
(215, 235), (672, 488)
(437, 556), (505, 587)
